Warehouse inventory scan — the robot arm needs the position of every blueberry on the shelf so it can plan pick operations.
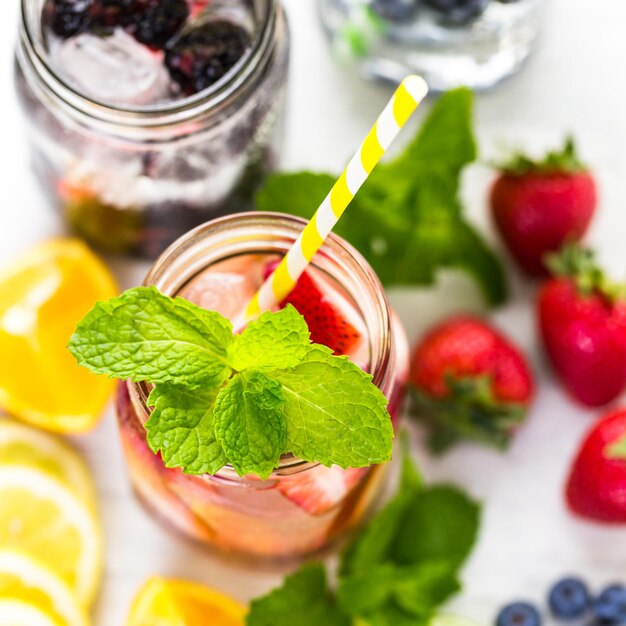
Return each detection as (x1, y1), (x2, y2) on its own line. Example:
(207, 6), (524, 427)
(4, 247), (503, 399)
(548, 578), (591, 620)
(371, 0), (420, 22)
(594, 585), (626, 625)
(133, 0), (189, 48)
(423, 0), (489, 24)
(496, 603), (542, 626)
(165, 21), (251, 96)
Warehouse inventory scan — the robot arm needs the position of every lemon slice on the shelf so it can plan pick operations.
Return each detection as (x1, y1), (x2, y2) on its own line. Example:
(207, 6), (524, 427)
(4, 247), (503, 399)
(0, 465), (102, 607)
(0, 599), (61, 626)
(0, 419), (96, 506)
(0, 238), (117, 434)
(0, 549), (88, 626)
(127, 577), (246, 626)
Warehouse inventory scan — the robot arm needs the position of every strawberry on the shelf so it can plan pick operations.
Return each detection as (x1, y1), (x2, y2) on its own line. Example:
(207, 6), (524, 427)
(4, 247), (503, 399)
(490, 138), (597, 277)
(410, 315), (533, 452)
(266, 263), (362, 356)
(278, 466), (367, 515)
(538, 244), (626, 407)
(566, 408), (626, 523)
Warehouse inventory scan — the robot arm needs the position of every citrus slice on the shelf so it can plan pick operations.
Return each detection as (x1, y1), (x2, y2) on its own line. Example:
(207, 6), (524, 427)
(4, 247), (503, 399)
(0, 549), (88, 626)
(0, 465), (102, 607)
(127, 577), (246, 626)
(0, 238), (117, 434)
(0, 599), (59, 626)
(0, 419), (96, 506)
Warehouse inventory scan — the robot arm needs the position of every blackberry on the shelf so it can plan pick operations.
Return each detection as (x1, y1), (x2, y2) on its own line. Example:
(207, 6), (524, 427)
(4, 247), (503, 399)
(424, 0), (489, 24)
(165, 21), (251, 96)
(133, 0), (190, 48)
(98, 0), (140, 29)
(44, 0), (96, 39)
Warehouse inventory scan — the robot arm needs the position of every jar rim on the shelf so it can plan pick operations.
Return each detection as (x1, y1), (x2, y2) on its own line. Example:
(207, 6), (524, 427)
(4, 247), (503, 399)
(129, 211), (395, 475)
(18, 0), (278, 129)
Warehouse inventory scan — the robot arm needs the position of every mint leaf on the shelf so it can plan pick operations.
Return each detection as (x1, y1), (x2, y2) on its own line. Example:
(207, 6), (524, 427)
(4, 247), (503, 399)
(338, 562), (459, 618)
(213, 371), (286, 479)
(228, 305), (310, 372)
(340, 441), (421, 577)
(247, 563), (350, 626)
(256, 89), (507, 307)
(390, 485), (481, 570)
(70, 288), (395, 477)
(272, 347), (393, 468)
(145, 384), (225, 475)
(68, 286), (233, 387)
(356, 603), (428, 626)
(248, 445), (481, 626)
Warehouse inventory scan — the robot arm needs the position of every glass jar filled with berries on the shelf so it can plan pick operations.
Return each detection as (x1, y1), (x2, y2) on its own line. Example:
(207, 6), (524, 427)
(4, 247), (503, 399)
(15, 0), (290, 257)
(318, 0), (544, 91)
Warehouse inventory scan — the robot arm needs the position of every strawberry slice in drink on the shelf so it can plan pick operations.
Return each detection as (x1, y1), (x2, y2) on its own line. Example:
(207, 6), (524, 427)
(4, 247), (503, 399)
(267, 263), (371, 513)
(278, 466), (367, 516)
(266, 262), (364, 358)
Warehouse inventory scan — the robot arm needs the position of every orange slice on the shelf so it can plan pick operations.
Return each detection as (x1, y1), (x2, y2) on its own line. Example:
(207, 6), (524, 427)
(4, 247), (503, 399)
(126, 577), (246, 626)
(0, 239), (117, 433)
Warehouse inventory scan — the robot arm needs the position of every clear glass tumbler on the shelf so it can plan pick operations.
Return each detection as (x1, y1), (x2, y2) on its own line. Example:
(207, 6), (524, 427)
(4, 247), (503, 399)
(15, 0), (289, 257)
(116, 212), (409, 562)
(318, 0), (544, 91)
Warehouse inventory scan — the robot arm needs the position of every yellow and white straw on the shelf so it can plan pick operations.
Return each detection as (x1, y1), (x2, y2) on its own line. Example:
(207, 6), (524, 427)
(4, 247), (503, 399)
(244, 74), (429, 321)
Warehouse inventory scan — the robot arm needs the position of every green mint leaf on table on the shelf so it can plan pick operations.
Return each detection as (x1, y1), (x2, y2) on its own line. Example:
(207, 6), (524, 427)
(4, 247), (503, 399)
(337, 562), (459, 618)
(68, 286), (233, 388)
(70, 290), (393, 476)
(389, 485), (481, 570)
(256, 88), (507, 307)
(273, 346), (393, 469)
(146, 384), (226, 475)
(213, 371), (286, 479)
(340, 433), (422, 577)
(247, 564), (351, 626)
(248, 444), (481, 626)
(228, 305), (310, 371)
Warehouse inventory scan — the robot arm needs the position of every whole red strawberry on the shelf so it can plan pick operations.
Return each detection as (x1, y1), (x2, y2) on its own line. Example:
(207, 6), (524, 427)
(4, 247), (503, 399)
(538, 245), (626, 407)
(566, 408), (626, 523)
(410, 315), (534, 453)
(490, 138), (597, 277)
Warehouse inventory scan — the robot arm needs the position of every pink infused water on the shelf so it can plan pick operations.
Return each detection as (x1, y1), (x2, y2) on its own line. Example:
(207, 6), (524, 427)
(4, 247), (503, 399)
(117, 252), (409, 560)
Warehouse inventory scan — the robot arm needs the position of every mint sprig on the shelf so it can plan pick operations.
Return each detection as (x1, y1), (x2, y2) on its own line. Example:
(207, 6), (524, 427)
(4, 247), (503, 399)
(256, 88), (507, 308)
(69, 287), (393, 478)
(247, 441), (481, 626)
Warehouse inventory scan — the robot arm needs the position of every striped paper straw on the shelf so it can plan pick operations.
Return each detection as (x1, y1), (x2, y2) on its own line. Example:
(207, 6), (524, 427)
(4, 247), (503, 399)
(244, 74), (428, 321)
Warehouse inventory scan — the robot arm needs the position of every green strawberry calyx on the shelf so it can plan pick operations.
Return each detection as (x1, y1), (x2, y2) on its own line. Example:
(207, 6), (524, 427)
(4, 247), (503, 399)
(545, 243), (626, 303)
(411, 375), (527, 455)
(497, 136), (587, 176)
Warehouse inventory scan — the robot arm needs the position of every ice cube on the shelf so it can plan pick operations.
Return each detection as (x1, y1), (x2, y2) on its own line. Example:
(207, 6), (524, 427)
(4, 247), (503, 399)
(53, 29), (172, 106)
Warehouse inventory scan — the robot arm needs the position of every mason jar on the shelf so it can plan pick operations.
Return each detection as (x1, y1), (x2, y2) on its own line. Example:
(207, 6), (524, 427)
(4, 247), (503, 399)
(15, 0), (289, 257)
(318, 0), (544, 91)
(115, 212), (409, 561)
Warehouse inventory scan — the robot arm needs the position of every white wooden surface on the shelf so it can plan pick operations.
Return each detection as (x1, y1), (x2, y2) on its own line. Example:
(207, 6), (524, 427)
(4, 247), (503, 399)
(2, 1), (626, 624)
